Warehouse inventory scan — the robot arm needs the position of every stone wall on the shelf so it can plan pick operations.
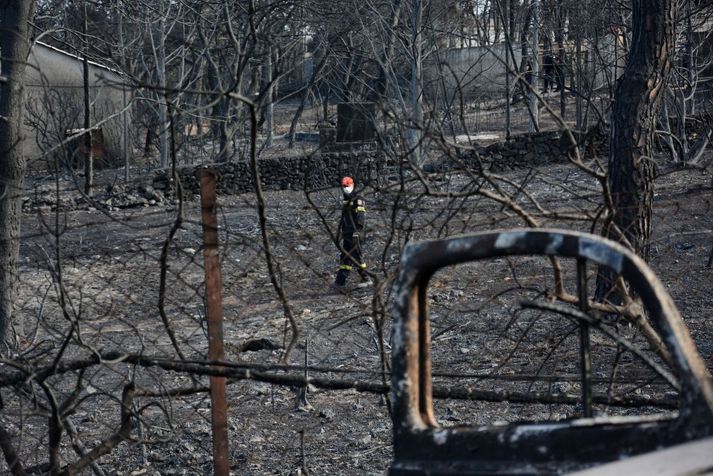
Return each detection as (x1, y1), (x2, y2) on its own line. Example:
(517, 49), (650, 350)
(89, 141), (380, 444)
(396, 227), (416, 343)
(482, 131), (582, 171)
(152, 152), (384, 197)
(152, 129), (612, 198)
(426, 127), (608, 173)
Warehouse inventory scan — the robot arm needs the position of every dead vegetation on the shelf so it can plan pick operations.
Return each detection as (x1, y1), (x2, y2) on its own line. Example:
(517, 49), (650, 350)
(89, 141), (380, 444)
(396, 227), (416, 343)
(3, 142), (712, 473)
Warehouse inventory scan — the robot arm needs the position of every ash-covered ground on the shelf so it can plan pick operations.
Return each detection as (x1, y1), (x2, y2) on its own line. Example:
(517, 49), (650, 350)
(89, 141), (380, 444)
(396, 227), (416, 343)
(6, 151), (713, 474)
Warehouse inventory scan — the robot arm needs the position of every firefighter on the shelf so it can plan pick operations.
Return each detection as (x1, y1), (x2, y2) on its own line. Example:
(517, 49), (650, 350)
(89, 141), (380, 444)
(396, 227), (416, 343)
(333, 176), (371, 289)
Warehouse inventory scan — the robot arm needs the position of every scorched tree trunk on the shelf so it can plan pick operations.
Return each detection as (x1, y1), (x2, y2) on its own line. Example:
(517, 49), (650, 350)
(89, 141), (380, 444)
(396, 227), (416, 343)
(606, 0), (676, 259)
(0, 1), (35, 347)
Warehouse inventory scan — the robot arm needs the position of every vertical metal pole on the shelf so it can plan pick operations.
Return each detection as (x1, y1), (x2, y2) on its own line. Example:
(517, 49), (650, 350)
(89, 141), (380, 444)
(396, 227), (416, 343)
(200, 170), (229, 476)
(577, 259), (593, 417)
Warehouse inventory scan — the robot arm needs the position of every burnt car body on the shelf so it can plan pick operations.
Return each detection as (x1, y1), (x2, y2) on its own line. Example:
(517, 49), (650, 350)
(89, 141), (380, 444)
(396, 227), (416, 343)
(390, 229), (713, 475)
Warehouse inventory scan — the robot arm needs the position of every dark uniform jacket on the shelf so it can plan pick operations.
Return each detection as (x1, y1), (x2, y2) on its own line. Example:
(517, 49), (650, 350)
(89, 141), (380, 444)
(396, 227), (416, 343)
(340, 192), (365, 236)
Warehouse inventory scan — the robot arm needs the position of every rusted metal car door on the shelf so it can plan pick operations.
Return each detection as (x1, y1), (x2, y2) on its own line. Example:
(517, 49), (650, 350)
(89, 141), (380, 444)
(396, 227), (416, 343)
(390, 229), (713, 475)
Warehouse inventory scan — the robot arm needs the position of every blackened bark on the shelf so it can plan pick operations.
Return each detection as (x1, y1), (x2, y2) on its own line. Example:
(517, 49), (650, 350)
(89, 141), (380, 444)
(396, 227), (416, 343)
(607, 0), (676, 259)
(0, 1), (36, 346)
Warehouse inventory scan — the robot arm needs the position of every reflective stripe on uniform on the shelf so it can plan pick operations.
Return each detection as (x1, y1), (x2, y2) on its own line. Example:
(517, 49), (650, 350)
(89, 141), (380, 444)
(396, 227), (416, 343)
(339, 264), (353, 271)
(359, 263), (367, 269)
(356, 207), (366, 212)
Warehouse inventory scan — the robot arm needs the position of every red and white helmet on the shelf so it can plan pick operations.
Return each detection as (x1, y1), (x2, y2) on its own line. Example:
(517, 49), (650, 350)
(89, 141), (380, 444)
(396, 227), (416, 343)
(341, 176), (354, 187)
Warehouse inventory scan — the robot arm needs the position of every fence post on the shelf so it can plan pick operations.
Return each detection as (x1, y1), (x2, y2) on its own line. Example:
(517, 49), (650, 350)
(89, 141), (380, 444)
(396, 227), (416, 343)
(200, 169), (229, 476)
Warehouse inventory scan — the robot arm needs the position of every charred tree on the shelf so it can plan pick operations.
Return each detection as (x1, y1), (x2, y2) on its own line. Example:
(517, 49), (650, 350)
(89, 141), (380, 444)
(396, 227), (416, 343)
(0, 1), (36, 347)
(606, 0), (676, 260)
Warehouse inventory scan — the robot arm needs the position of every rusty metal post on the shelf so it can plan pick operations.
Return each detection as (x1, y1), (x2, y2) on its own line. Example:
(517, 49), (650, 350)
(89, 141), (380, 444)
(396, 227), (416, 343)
(200, 170), (229, 476)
